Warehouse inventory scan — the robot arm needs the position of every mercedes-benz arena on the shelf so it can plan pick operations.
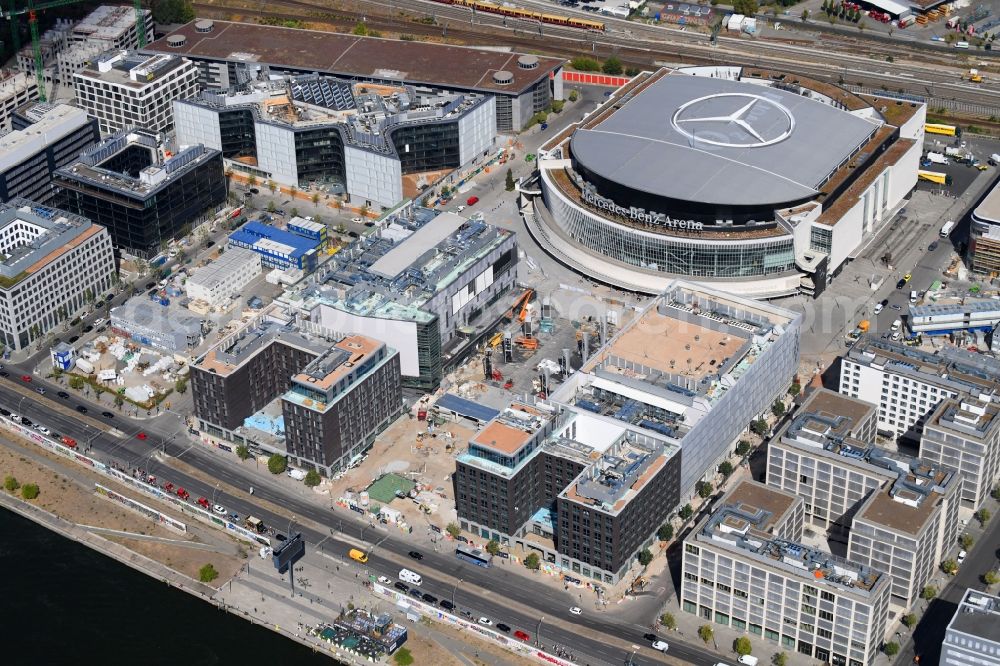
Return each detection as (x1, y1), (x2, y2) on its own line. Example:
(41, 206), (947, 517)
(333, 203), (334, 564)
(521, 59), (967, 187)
(534, 66), (924, 298)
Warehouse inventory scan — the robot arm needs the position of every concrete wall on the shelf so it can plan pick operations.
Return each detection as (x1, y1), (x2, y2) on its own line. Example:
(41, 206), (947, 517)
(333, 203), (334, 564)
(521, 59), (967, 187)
(458, 96), (497, 167)
(344, 146), (402, 209)
(311, 304), (420, 378)
(173, 100), (223, 153)
(255, 122), (299, 187)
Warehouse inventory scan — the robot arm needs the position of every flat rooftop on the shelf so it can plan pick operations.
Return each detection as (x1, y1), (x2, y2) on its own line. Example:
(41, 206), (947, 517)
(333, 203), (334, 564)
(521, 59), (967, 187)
(929, 397), (1000, 438)
(723, 478), (799, 532)
(854, 480), (943, 536)
(0, 198), (97, 286)
(797, 388), (875, 436)
(948, 589), (1000, 644)
(196, 309), (328, 376)
(974, 177), (1000, 225)
(369, 212), (465, 278)
(291, 335), (382, 391)
(570, 69), (880, 208)
(469, 402), (553, 457)
(146, 19), (562, 95)
(0, 104), (91, 173)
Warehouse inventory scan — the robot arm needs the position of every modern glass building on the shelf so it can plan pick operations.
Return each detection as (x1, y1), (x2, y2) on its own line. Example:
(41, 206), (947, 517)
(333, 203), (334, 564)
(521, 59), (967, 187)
(535, 66), (924, 298)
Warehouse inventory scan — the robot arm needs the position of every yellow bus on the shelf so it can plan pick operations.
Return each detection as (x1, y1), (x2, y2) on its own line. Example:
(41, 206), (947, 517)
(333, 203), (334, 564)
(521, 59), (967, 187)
(918, 170), (951, 185)
(925, 123), (960, 137)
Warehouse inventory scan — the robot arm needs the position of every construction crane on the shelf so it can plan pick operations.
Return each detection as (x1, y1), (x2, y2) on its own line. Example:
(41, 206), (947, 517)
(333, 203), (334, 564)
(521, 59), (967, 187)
(3, 0), (148, 103)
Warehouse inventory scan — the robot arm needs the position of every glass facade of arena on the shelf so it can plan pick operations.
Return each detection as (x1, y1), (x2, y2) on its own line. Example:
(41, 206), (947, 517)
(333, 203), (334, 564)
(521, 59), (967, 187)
(542, 172), (797, 279)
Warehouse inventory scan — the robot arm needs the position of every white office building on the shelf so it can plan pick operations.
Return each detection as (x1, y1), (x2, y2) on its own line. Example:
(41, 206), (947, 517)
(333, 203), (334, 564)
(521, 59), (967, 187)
(941, 589), (1000, 666)
(681, 479), (891, 666)
(74, 50), (198, 134)
(839, 337), (1000, 440)
(921, 397), (1000, 508)
(0, 198), (115, 351)
(185, 247), (262, 309)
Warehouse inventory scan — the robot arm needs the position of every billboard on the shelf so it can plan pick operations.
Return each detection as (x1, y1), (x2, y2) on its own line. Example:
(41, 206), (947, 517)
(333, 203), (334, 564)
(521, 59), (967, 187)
(272, 533), (305, 573)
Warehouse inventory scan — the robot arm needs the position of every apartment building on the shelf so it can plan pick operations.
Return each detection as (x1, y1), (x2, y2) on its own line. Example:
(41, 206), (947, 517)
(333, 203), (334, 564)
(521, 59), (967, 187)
(281, 336), (402, 475)
(191, 308), (402, 474)
(839, 337), (1000, 440)
(0, 103), (99, 203)
(682, 480), (891, 666)
(0, 72), (40, 131)
(53, 128), (225, 257)
(453, 401), (682, 584)
(74, 50), (198, 134)
(0, 197), (115, 351)
(941, 589), (1000, 666)
(921, 397), (1000, 508)
(550, 280), (802, 497)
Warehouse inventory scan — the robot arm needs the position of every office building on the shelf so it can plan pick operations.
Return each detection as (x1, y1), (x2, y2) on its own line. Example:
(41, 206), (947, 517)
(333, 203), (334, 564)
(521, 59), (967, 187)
(0, 103), (99, 203)
(191, 308), (402, 474)
(454, 400), (682, 584)
(282, 335), (402, 475)
(227, 221), (322, 273)
(185, 247), (261, 309)
(941, 589), (1000, 666)
(909, 299), (1000, 337)
(840, 337), (1000, 440)
(53, 128), (226, 257)
(0, 72), (40, 131)
(16, 19), (73, 86)
(109, 298), (205, 353)
(73, 50), (199, 134)
(0, 198), (115, 351)
(174, 74), (496, 209)
(550, 280), (801, 496)
(285, 207), (517, 390)
(681, 480), (891, 666)
(969, 176), (1000, 275)
(921, 397), (1000, 508)
(146, 19), (562, 131)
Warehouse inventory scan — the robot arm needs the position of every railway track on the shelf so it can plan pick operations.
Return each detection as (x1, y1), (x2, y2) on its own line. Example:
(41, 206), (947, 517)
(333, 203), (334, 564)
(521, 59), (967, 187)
(193, 0), (1000, 114)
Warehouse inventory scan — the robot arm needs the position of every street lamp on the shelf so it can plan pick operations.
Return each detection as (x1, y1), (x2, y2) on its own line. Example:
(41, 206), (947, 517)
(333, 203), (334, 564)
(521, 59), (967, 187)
(287, 515), (296, 537)
(451, 578), (464, 607)
(536, 616), (544, 647)
(212, 483), (220, 505)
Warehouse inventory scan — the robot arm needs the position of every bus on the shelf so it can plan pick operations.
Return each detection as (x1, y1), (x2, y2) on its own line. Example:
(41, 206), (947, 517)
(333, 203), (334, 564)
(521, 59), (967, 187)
(455, 544), (493, 568)
(918, 170), (952, 185)
(925, 123), (961, 137)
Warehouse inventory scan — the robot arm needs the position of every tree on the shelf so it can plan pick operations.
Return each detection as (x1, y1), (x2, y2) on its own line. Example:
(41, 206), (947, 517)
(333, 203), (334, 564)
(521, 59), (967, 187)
(733, 0), (758, 15)
(960, 533), (975, 551)
(524, 552), (541, 570)
(568, 90), (579, 102)
(638, 548), (654, 566)
(698, 624), (714, 644)
(304, 469), (322, 487)
(4, 475), (19, 492)
(942, 559), (958, 575)
(446, 522), (461, 538)
(235, 445), (251, 461)
(247, 174), (258, 187)
(883, 642), (900, 658)
(992, 486), (1000, 501)
(21, 483), (39, 500)
(291, 208), (299, 219)
(602, 56), (624, 76)
(771, 399), (786, 417)
(901, 613), (917, 628)
(311, 193), (320, 205)
(505, 168), (516, 192)
(84, 288), (95, 304)
(69, 376), (85, 389)
(788, 382), (801, 396)
(267, 180), (277, 194)
(800, 8), (809, 21)
(679, 503), (694, 520)
(198, 563), (219, 582)
(984, 570), (1000, 586)
(152, 0), (195, 24)
(735, 636), (753, 656)
(736, 440), (752, 457)
(267, 454), (287, 475)
(660, 612), (676, 630)
(750, 419), (769, 436)
(719, 461), (734, 478)
(486, 539), (501, 555)
(266, 201), (277, 213)
(114, 394), (124, 409)
(921, 585), (937, 600)
(569, 56), (601, 72)
(697, 481), (714, 499)
(773, 653), (788, 666)
(657, 523), (674, 542)
(976, 508), (991, 526)
(174, 378), (188, 394)
(393, 648), (415, 666)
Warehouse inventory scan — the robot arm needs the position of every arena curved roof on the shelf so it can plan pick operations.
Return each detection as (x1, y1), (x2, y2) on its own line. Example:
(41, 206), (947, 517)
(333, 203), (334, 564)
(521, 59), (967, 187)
(571, 73), (880, 208)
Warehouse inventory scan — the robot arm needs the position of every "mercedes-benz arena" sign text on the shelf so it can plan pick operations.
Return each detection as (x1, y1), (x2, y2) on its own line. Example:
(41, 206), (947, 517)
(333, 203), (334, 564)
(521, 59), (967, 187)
(582, 188), (704, 231)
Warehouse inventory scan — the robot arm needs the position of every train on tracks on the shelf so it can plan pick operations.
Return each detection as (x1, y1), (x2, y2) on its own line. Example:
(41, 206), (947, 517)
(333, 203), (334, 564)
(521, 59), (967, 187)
(428, 0), (606, 31)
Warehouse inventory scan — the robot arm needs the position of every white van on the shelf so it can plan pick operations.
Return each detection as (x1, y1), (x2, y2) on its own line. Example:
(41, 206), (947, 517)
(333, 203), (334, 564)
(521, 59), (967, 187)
(891, 319), (902, 332)
(739, 656), (759, 666)
(399, 568), (422, 586)
(910, 290), (918, 304)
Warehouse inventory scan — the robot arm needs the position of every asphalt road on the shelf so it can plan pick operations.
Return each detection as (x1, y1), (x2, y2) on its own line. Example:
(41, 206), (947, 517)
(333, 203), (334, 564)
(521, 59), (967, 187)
(0, 377), (719, 666)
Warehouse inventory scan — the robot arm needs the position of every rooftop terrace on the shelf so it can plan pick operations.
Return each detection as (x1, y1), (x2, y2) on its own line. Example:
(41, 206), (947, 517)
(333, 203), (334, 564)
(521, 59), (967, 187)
(196, 308), (328, 376)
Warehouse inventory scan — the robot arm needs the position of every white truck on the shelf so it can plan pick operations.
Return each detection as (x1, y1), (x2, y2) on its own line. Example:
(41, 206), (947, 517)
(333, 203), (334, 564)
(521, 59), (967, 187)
(941, 220), (956, 237)
(926, 152), (949, 165)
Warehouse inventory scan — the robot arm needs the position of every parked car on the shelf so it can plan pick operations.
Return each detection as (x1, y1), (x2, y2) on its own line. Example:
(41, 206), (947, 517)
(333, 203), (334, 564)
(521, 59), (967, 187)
(652, 640), (669, 652)
(478, 617), (492, 626)
(197, 497), (210, 509)
(513, 630), (530, 641)
(176, 488), (190, 500)
(440, 600), (456, 611)
(212, 504), (227, 515)
(495, 623), (510, 633)
(20, 374), (31, 382)
(394, 582), (409, 592)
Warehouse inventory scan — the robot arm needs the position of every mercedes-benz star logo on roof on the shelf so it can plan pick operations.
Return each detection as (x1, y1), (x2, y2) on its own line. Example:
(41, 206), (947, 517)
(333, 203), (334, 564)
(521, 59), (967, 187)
(671, 93), (795, 148)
